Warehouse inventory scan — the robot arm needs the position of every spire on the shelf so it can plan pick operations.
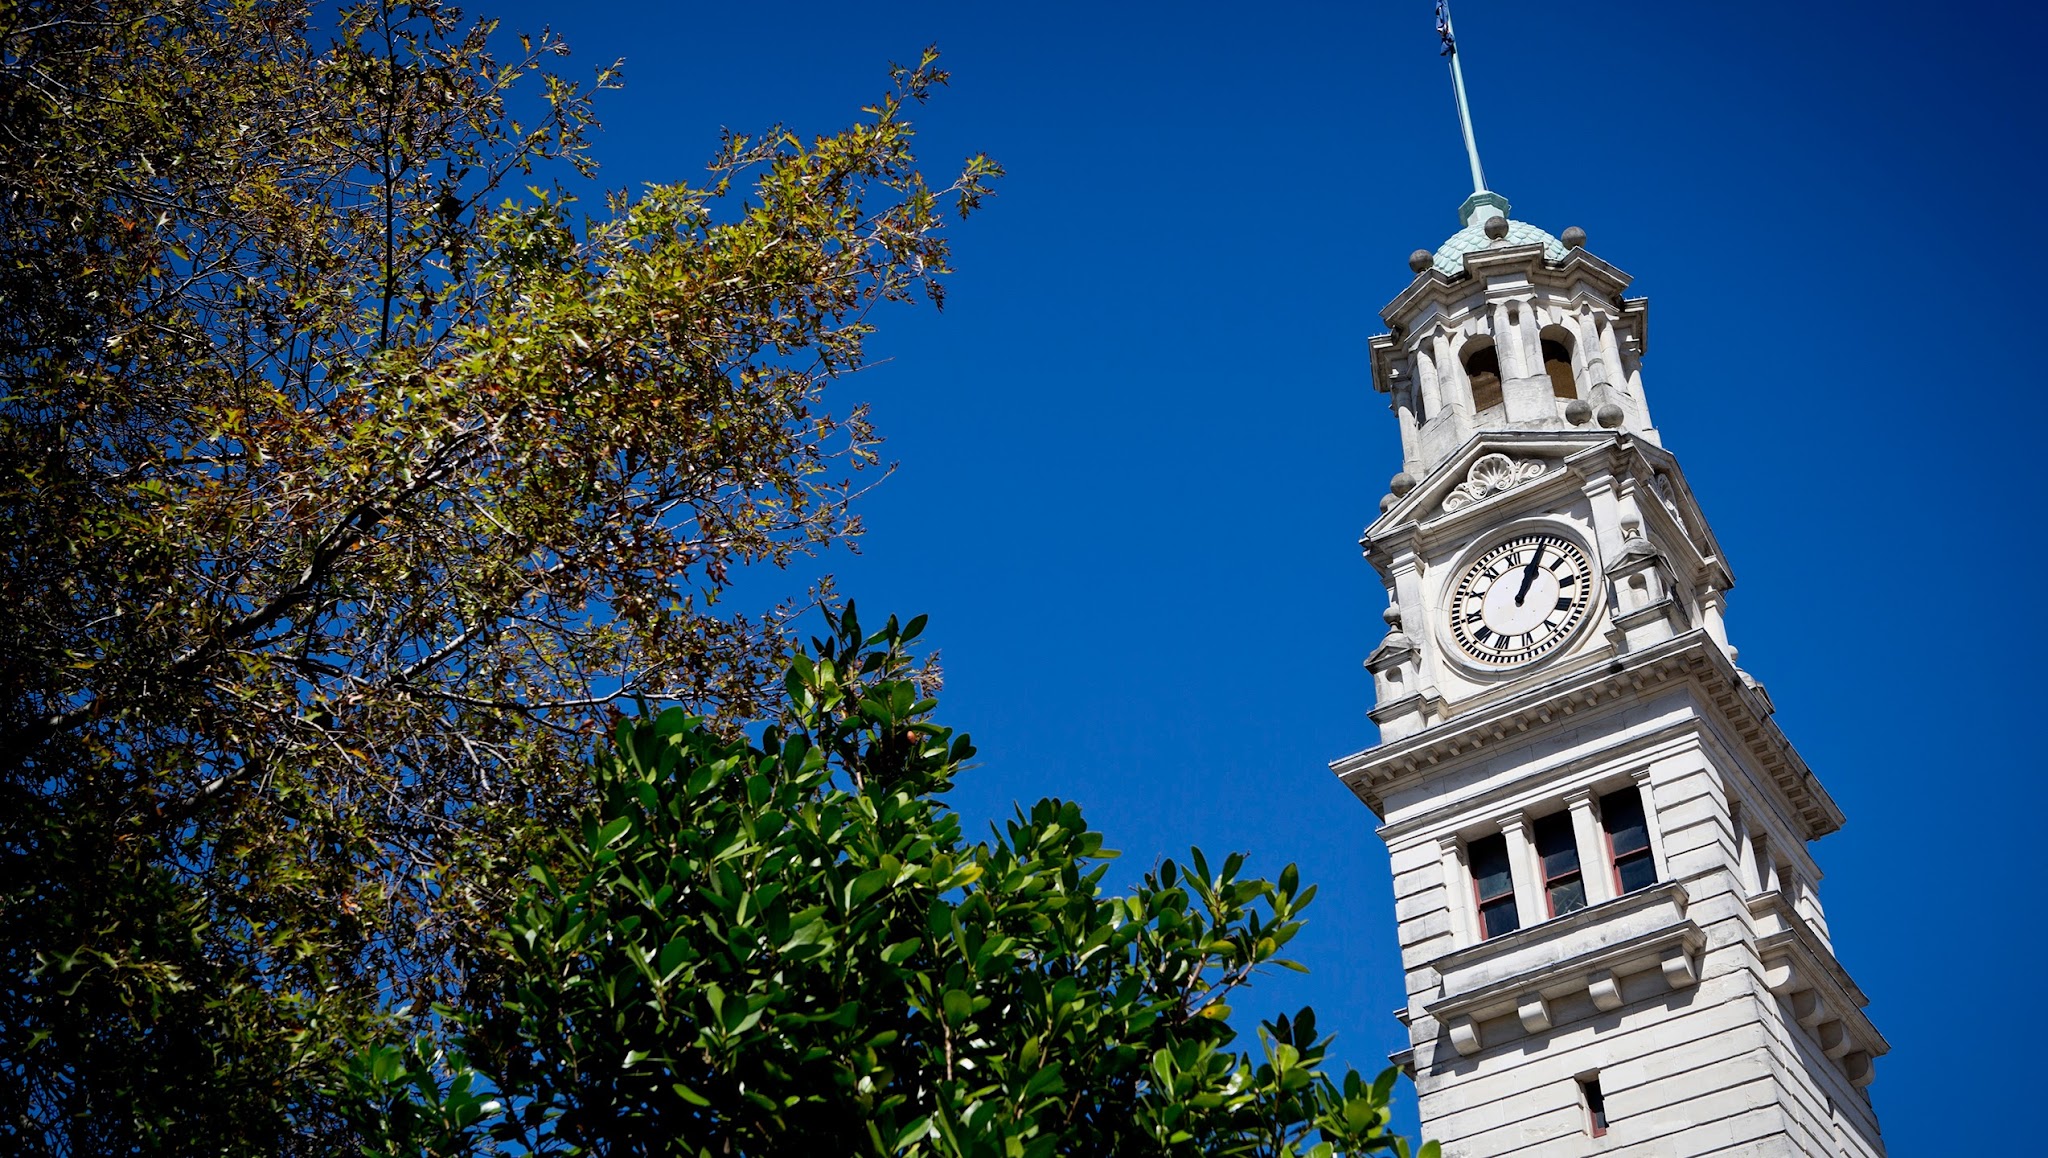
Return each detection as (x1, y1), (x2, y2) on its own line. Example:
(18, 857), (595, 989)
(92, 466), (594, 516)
(1435, 1), (1509, 228)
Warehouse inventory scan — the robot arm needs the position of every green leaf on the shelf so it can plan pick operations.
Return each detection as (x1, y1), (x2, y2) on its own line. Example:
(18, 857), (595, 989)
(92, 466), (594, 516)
(942, 989), (973, 1026)
(845, 867), (892, 910)
(893, 1115), (933, 1148)
(595, 816), (633, 848)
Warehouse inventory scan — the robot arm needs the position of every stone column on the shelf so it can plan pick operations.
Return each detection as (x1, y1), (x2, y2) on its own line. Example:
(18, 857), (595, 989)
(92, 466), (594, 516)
(1387, 547), (1440, 700)
(1566, 788), (1614, 905)
(1595, 316), (1627, 413)
(1754, 833), (1781, 893)
(1393, 382), (1421, 476)
(1497, 299), (1554, 422)
(1485, 302), (1512, 378)
(1514, 299), (1544, 380)
(1416, 343), (1443, 420)
(1736, 817), (1761, 895)
(1631, 768), (1672, 883)
(1439, 834), (1474, 948)
(1792, 873), (1834, 950)
(1497, 814), (1545, 930)
(1435, 330), (1464, 411)
(1582, 473), (1624, 571)
(1700, 588), (1733, 659)
(1577, 308), (1614, 392)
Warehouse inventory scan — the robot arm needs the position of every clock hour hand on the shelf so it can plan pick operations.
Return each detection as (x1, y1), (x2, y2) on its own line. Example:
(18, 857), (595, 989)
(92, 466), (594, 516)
(1514, 545), (1544, 605)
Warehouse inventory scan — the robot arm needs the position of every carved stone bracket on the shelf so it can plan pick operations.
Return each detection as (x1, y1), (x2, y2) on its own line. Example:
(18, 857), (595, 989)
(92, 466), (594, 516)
(1426, 882), (1700, 1058)
(1441, 452), (1546, 514)
(1753, 894), (1889, 1089)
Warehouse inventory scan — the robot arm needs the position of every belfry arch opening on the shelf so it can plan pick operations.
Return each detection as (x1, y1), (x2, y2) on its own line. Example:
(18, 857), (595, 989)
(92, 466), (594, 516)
(1540, 326), (1578, 400)
(1462, 340), (1502, 413)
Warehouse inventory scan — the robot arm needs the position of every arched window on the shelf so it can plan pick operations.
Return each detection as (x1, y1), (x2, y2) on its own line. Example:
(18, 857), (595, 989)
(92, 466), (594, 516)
(1540, 327), (1578, 400)
(1462, 341), (1502, 413)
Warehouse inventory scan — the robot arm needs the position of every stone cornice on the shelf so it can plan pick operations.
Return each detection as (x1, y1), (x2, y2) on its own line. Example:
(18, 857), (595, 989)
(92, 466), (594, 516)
(1330, 632), (1845, 840)
(1375, 246), (1636, 342)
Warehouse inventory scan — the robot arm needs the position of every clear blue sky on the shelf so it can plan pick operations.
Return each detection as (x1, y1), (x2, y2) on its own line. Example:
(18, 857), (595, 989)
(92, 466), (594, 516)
(488, 1), (2041, 1149)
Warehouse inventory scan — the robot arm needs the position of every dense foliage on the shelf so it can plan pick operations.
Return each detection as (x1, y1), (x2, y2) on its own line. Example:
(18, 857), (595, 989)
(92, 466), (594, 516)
(0, 0), (993, 1150)
(353, 608), (1432, 1158)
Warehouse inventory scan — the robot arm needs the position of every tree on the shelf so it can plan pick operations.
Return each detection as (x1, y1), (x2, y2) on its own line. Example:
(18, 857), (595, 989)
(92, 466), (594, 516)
(0, 1), (996, 1149)
(353, 608), (1435, 1158)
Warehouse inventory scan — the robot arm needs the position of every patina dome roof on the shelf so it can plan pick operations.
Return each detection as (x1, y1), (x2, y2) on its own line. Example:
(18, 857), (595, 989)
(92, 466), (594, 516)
(1430, 216), (1569, 276)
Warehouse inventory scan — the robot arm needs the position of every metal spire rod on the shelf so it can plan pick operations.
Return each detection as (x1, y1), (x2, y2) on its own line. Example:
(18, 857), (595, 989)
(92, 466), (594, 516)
(1436, 0), (1489, 195)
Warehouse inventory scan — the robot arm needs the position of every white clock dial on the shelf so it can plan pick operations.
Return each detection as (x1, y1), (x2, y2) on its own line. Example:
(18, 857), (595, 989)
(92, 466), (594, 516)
(1449, 533), (1595, 666)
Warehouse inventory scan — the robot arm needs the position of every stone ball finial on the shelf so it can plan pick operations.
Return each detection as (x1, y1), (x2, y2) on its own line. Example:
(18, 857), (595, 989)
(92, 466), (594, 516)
(1482, 215), (1510, 240)
(1561, 225), (1587, 249)
(1389, 471), (1416, 496)
(1383, 604), (1403, 628)
(1408, 249), (1434, 274)
(1595, 403), (1626, 428)
(1564, 399), (1593, 425)
(1379, 492), (1398, 513)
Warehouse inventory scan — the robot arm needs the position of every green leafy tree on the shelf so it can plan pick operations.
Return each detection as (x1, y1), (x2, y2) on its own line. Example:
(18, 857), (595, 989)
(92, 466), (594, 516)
(0, 0), (995, 1149)
(360, 608), (1433, 1158)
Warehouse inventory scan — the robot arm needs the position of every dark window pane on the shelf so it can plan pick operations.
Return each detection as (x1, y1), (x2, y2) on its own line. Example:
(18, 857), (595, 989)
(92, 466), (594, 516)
(1469, 834), (1513, 902)
(1601, 787), (1651, 856)
(1549, 876), (1587, 916)
(1480, 895), (1520, 938)
(1617, 850), (1658, 894)
(1533, 812), (1580, 881)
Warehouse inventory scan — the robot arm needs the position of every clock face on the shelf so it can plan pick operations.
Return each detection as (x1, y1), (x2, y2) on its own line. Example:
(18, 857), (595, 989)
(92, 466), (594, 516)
(1448, 533), (1595, 666)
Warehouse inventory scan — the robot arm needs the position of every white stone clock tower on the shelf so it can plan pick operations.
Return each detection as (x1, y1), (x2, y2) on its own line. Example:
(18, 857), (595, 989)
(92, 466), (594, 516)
(1331, 11), (1887, 1154)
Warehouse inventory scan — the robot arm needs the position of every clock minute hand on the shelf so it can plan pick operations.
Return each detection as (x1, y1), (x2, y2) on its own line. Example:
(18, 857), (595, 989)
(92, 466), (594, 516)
(1514, 545), (1544, 605)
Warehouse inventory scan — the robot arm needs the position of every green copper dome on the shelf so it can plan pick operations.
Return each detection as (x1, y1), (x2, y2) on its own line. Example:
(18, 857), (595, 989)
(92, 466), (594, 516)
(1427, 191), (1569, 277)
(1431, 217), (1568, 277)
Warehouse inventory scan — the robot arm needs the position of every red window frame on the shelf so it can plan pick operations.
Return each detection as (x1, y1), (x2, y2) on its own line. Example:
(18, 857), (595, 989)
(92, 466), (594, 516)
(1532, 811), (1586, 918)
(1600, 786), (1657, 895)
(1580, 1076), (1609, 1137)
(1467, 833), (1519, 940)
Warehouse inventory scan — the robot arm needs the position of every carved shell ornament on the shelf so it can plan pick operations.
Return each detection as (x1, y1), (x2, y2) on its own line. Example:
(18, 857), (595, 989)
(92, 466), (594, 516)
(1441, 453), (1546, 514)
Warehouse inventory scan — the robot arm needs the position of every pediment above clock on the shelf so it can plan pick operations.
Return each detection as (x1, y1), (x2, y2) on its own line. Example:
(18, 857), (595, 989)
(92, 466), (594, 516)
(1368, 431), (1609, 539)
(1364, 431), (1732, 593)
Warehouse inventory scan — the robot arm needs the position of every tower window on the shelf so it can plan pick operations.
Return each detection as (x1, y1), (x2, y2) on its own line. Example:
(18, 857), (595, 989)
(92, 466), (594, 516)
(1601, 786), (1658, 894)
(1468, 833), (1520, 939)
(1580, 1076), (1609, 1137)
(1541, 334), (1577, 400)
(1462, 342), (1502, 413)
(1533, 812), (1587, 917)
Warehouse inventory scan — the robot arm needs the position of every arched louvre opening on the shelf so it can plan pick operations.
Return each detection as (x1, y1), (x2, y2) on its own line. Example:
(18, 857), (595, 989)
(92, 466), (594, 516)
(1463, 342), (1502, 413)
(1540, 328), (1578, 400)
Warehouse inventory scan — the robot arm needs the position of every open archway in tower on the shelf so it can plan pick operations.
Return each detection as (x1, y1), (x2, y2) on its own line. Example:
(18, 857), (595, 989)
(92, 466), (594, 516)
(1462, 340), (1502, 414)
(1540, 326), (1578, 400)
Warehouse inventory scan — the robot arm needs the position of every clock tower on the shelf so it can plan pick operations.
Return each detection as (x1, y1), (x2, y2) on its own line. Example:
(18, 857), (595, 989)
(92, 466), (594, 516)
(1331, 9), (1887, 1155)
